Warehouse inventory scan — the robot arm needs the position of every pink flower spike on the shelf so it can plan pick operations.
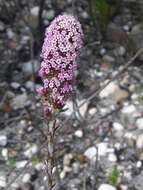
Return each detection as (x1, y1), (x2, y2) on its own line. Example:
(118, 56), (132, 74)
(38, 14), (83, 115)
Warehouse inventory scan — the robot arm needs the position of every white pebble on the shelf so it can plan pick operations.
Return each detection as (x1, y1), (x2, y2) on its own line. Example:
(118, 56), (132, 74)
(136, 161), (142, 168)
(121, 105), (137, 115)
(97, 143), (108, 157)
(100, 48), (107, 55)
(0, 135), (7, 147)
(24, 144), (39, 158)
(98, 184), (116, 190)
(16, 160), (28, 169)
(136, 118), (143, 130)
(22, 173), (31, 183)
(84, 146), (97, 160)
(30, 6), (39, 17)
(11, 82), (20, 89)
(74, 130), (83, 138)
(1, 148), (8, 160)
(136, 134), (143, 150)
(88, 108), (97, 115)
(108, 153), (117, 162)
(113, 122), (124, 131)
(123, 25), (130, 32)
(35, 163), (44, 171)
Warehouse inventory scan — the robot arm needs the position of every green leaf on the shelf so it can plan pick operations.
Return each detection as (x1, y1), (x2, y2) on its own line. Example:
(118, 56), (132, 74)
(6, 158), (16, 167)
(31, 156), (40, 166)
(108, 166), (120, 187)
(90, 0), (116, 29)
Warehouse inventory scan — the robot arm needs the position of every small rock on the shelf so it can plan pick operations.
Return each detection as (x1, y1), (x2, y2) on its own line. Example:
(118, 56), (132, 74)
(7, 28), (15, 39)
(63, 153), (73, 166)
(100, 48), (107, 56)
(114, 46), (126, 56)
(0, 174), (6, 188)
(99, 82), (119, 98)
(43, 10), (55, 20)
(98, 184), (116, 190)
(97, 142), (108, 157)
(84, 146), (97, 160)
(60, 166), (71, 179)
(123, 25), (130, 32)
(74, 130), (83, 138)
(16, 160), (28, 169)
(119, 184), (128, 190)
(22, 173), (31, 183)
(19, 120), (27, 128)
(77, 99), (88, 118)
(113, 122), (124, 131)
(136, 134), (143, 150)
(124, 132), (136, 147)
(0, 135), (7, 147)
(108, 153), (117, 162)
(112, 88), (129, 102)
(10, 82), (20, 89)
(103, 55), (115, 63)
(64, 101), (73, 116)
(24, 144), (39, 158)
(130, 24), (143, 60)
(60, 170), (66, 179)
(121, 105), (137, 115)
(136, 118), (143, 130)
(123, 170), (132, 181)
(114, 142), (121, 150)
(88, 108), (97, 115)
(20, 182), (34, 190)
(30, 6), (39, 17)
(22, 61), (39, 77)
(72, 162), (80, 174)
(81, 11), (89, 19)
(1, 148), (8, 160)
(136, 161), (142, 168)
(11, 93), (28, 109)
(25, 81), (35, 91)
(35, 162), (44, 171)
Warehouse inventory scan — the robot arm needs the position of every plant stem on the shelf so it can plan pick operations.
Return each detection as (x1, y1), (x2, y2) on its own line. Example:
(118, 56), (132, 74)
(45, 119), (57, 190)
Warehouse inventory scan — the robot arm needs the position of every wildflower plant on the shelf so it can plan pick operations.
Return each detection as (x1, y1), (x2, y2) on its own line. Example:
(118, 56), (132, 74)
(37, 14), (83, 189)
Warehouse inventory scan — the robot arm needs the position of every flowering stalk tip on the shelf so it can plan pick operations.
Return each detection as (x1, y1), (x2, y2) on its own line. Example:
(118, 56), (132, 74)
(37, 14), (83, 116)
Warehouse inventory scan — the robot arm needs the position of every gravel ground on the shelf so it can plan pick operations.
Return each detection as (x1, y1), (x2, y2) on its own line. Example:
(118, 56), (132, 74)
(0, 0), (143, 190)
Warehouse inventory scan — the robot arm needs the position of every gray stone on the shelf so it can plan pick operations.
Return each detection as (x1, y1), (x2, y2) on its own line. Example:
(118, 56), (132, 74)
(10, 82), (20, 89)
(24, 144), (39, 158)
(43, 10), (55, 20)
(0, 21), (5, 32)
(30, 6), (39, 17)
(11, 93), (28, 109)
(103, 55), (115, 63)
(25, 81), (35, 91)
(22, 60), (39, 77)
(130, 24), (143, 60)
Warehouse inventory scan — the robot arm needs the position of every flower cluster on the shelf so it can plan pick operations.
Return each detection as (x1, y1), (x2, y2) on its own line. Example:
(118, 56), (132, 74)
(37, 14), (83, 116)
